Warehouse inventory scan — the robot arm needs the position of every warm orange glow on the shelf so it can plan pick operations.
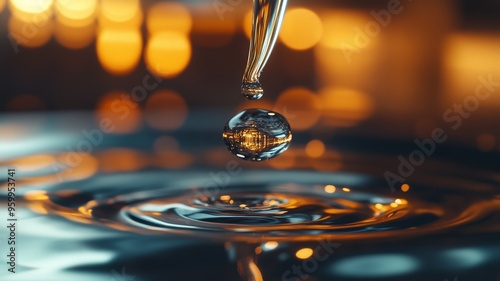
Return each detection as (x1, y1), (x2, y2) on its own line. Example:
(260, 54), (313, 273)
(6, 94), (45, 110)
(319, 87), (374, 127)
(220, 195), (231, 201)
(191, 6), (236, 47)
(98, 148), (145, 172)
(96, 29), (142, 75)
(264, 241), (279, 250)
(96, 91), (141, 134)
(342, 187), (350, 192)
(145, 90), (188, 131)
(239, 204), (247, 208)
(99, 0), (142, 27)
(10, 0), (53, 15)
(154, 136), (180, 153)
(267, 150), (295, 170)
(476, 134), (496, 152)
(243, 9), (252, 39)
(324, 184), (336, 193)
(279, 8), (322, 50)
(375, 203), (383, 210)
(395, 199), (407, 205)
(55, 0), (97, 26)
(443, 33), (500, 108)
(147, 2), (192, 34)
(146, 32), (191, 78)
(8, 14), (53, 48)
(0, 0), (5, 12)
(390, 202), (399, 208)
(274, 87), (321, 131)
(154, 151), (194, 169)
(401, 184), (410, 192)
(10, 154), (55, 172)
(305, 140), (325, 158)
(295, 248), (313, 259)
(55, 154), (99, 181)
(54, 19), (95, 49)
(254, 246), (262, 255)
(24, 190), (49, 201)
(319, 9), (369, 49)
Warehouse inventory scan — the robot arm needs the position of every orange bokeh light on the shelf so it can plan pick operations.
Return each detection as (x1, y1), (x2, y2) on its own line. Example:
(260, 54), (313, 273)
(98, 148), (145, 172)
(96, 29), (142, 75)
(305, 140), (325, 158)
(144, 90), (188, 131)
(55, 0), (97, 27)
(145, 32), (191, 78)
(55, 19), (95, 49)
(99, 0), (142, 28)
(319, 87), (374, 127)
(295, 248), (313, 259)
(274, 87), (321, 130)
(8, 14), (53, 48)
(279, 8), (323, 51)
(147, 2), (192, 35)
(96, 91), (141, 134)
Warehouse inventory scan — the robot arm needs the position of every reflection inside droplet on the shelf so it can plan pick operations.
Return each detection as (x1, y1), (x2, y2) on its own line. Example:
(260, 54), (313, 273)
(223, 108), (292, 161)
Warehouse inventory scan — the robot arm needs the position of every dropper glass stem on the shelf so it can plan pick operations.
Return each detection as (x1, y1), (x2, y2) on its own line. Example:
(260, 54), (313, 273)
(241, 0), (288, 100)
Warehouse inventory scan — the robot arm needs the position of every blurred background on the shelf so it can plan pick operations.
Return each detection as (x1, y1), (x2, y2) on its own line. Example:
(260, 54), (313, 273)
(0, 0), (499, 150)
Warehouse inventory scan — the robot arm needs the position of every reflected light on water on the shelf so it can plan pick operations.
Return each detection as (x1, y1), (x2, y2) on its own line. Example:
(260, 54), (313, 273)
(145, 32), (191, 78)
(263, 241), (278, 250)
(296, 248), (313, 259)
(10, 154), (55, 172)
(274, 87), (321, 131)
(98, 148), (145, 172)
(324, 184), (336, 193)
(331, 254), (419, 277)
(96, 29), (142, 75)
(54, 153), (98, 181)
(144, 90), (188, 131)
(96, 91), (141, 134)
(279, 8), (322, 51)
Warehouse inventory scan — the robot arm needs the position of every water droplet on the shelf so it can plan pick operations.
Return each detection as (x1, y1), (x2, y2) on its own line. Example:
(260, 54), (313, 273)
(223, 108), (292, 161)
(241, 82), (264, 100)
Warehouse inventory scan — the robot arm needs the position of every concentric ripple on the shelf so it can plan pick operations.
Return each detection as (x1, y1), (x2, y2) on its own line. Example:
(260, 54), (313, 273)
(28, 170), (500, 241)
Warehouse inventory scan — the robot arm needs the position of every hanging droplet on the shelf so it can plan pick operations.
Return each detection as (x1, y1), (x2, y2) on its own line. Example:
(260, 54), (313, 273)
(223, 108), (292, 161)
(241, 0), (288, 100)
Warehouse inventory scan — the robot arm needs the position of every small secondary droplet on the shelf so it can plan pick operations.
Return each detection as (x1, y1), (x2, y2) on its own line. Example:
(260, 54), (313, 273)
(223, 108), (292, 161)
